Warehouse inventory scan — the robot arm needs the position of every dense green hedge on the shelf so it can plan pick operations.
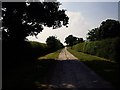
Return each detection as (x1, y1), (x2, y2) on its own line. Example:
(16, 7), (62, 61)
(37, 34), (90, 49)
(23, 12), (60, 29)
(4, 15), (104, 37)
(3, 40), (50, 68)
(24, 41), (49, 59)
(24, 41), (63, 59)
(72, 37), (120, 62)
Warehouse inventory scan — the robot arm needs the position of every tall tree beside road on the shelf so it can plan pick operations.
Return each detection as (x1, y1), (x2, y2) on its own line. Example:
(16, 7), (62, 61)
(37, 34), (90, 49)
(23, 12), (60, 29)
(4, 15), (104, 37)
(87, 19), (120, 41)
(2, 2), (69, 42)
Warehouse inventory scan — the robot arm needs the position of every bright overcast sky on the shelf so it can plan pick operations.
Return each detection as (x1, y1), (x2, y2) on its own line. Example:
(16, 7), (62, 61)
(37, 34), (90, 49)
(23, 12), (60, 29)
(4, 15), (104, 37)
(27, 1), (118, 45)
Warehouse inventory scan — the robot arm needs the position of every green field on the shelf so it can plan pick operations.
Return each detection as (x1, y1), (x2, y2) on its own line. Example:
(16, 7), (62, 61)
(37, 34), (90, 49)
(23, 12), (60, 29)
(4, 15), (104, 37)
(67, 48), (119, 88)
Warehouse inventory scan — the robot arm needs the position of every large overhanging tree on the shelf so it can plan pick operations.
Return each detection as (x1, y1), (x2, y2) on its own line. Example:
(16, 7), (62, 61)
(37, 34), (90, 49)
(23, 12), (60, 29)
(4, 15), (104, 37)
(2, 1), (69, 42)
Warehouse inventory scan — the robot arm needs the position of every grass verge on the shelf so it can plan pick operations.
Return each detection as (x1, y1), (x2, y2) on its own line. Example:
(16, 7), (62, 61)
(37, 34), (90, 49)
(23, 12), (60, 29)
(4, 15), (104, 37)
(38, 50), (61, 60)
(67, 47), (119, 88)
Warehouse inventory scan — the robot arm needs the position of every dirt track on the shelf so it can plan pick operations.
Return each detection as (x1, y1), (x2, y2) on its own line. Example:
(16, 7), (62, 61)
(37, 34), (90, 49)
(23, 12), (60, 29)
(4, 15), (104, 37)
(37, 47), (113, 89)
(57, 47), (78, 60)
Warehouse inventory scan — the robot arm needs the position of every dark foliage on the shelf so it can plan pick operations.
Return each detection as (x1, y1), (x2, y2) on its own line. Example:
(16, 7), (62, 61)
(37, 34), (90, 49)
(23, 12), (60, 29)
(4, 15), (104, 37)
(2, 2), (69, 66)
(87, 19), (120, 41)
(2, 2), (69, 42)
(46, 36), (64, 52)
(65, 35), (84, 47)
(3, 3), (69, 87)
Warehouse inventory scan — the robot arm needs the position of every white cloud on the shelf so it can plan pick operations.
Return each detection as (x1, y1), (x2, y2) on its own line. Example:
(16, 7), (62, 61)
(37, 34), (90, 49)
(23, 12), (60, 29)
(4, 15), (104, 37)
(27, 11), (91, 45)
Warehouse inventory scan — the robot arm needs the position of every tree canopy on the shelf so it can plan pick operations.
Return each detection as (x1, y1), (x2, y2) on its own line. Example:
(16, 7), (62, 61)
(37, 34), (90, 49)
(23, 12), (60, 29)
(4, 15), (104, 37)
(46, 36), (63, 51)
(65, 35), (84, 47)
(87, 19), (120, 41)
(2, 2), (69, 42)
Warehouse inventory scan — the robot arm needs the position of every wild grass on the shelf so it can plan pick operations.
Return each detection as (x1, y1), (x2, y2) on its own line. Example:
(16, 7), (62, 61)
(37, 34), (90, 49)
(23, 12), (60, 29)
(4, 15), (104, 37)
(72, 37), (120, 63)
(38, 50), (61, 60)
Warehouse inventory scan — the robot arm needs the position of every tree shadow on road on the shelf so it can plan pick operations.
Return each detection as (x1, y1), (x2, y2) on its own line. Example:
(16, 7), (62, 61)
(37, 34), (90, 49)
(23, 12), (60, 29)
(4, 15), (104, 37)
(3, 59), (58, 89)
(3, 59), (118, 89)
(82, 60), (119, 89)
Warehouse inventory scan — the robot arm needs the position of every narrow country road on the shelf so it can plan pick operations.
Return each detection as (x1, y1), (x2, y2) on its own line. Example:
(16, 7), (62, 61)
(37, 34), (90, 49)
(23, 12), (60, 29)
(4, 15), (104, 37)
(5, 47), (114, 89)
(57, 47), (78, 60)
(36, 47), (113, 89)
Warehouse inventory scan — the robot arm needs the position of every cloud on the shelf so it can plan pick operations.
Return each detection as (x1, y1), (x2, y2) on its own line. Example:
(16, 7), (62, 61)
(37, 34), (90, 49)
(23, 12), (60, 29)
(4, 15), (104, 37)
(27, 11), (91, 44)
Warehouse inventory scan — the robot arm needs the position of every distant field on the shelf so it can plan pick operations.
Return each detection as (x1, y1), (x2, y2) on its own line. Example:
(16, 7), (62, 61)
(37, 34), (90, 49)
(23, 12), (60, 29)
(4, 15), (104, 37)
(67, 48), (119, 88)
